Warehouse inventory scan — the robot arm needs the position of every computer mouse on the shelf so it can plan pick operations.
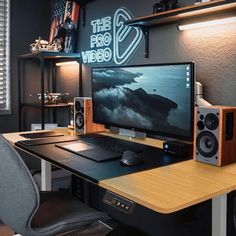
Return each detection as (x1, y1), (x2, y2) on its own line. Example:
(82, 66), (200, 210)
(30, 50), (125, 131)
(120, 151), (143, 167)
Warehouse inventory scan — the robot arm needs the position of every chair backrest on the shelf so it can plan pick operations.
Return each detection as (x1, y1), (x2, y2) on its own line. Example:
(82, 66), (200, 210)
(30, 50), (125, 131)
(0, 134), (40, 234)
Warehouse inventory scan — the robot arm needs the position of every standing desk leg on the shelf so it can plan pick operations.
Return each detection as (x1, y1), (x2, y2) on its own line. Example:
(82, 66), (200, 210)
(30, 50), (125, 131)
(212, 194), (227, 236)
(41, 160), (51, 191)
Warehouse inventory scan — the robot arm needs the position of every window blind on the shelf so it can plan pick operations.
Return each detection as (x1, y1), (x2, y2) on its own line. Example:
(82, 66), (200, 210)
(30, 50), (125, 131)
(0, 0), (10, 113)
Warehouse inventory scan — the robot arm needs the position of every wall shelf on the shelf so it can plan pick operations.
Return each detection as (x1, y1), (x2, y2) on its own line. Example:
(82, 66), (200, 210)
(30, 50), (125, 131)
(124, 0), (236, 58)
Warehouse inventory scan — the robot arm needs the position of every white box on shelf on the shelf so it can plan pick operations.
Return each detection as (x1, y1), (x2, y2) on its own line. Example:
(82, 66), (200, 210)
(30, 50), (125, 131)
(31, 123), (58, 131)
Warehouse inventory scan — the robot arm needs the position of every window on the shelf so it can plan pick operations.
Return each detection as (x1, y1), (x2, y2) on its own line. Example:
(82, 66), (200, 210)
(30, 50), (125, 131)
(0, 0), (10, 114)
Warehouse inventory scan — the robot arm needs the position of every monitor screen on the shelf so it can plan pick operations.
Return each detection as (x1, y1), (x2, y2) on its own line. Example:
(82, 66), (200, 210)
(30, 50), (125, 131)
(91, 62), (195, 140)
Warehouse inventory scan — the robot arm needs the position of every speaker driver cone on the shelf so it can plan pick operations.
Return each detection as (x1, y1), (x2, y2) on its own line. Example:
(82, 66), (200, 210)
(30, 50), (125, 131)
(75, 112), (84, 129)
(205, 113), (219, 130)
(196, 131), (218, 158)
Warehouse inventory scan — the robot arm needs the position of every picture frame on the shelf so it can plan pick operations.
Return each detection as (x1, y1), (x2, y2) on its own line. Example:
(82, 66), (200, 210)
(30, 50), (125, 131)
(49, 0), (80, 53)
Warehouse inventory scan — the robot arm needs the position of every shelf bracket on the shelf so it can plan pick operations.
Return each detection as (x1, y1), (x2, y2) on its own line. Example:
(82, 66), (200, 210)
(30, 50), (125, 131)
(81, 4), (87, 27)
(77, 0), (96, 26)
(140, 27), (149, 58)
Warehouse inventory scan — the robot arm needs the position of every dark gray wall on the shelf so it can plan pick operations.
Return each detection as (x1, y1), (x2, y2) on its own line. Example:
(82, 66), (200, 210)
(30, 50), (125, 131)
(1, 0), (236, 132)
(54, 64), (80, 127)
(0, 0), (51, 133)
(78, 0), (236, 106)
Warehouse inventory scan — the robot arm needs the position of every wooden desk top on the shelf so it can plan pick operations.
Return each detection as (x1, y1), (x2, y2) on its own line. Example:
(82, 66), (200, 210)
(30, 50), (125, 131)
(4, 129), (236, 214)
(99, 160), (236, 213)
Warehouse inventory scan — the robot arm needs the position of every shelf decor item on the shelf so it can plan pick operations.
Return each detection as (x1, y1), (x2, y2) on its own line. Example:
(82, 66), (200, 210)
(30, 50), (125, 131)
(195, 0), (212, 4)
(49, 0), (80, 53)
(30, 92), (70, 104)
(153, 0), (178, 14)
(30, 37), (62, 53)
(31, 123), (58, 131)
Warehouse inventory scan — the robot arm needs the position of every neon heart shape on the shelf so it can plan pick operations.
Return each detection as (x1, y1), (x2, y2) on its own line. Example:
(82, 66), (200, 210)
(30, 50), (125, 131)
(113, 7), (143, 65)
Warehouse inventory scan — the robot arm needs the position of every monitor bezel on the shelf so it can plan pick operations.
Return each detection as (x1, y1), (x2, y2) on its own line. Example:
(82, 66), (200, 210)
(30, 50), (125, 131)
(91, 62), (195, 141)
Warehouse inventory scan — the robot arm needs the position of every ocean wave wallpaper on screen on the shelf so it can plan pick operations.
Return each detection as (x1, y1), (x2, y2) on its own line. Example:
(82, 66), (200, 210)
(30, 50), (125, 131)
(92, 64), (192, 137)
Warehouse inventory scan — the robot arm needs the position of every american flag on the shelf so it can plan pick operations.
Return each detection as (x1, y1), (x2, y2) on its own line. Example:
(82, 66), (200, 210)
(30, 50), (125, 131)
(49, 0), (80, 52)
(52, 0), (66, 18)
(49, 0), (67, 43)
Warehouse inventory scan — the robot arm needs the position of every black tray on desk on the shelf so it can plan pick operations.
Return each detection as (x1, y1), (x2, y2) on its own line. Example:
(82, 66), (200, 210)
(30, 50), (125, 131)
(17, 135), (80, 146)
(20, 130), (64, 139)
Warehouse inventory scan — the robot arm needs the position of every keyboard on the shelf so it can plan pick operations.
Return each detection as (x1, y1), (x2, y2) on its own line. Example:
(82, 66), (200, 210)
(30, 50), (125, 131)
(79, 134), (145, 154)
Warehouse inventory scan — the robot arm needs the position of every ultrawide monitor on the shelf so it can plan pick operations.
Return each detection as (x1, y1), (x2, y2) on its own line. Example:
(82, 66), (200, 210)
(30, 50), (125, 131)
(91, 62), (195, 140)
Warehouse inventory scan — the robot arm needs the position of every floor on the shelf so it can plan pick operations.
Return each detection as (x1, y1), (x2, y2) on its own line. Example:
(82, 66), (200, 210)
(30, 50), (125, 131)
(0, 221), (111, 236)
(0, 223), (14, 236)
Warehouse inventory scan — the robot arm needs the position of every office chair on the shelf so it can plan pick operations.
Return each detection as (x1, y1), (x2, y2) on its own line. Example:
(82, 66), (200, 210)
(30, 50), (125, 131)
(0, 134), (109, 236)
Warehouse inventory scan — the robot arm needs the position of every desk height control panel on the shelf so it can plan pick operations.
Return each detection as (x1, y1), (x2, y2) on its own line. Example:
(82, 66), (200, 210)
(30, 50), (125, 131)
(103, 191), (135, 214)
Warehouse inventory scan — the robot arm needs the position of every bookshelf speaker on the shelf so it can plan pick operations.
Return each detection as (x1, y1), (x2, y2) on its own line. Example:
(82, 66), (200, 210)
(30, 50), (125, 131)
(74, 97), (105, 134)
(194, 106), (236, 166)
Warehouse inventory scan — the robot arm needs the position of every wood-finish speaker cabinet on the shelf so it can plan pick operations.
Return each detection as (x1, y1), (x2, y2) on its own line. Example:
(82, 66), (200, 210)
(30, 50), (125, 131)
(194, 106), (236, 166)
(74, 97), (105, 134)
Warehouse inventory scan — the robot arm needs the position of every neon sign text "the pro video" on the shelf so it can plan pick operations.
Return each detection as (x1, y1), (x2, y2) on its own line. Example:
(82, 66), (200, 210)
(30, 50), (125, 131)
(81, 7), (143, 64)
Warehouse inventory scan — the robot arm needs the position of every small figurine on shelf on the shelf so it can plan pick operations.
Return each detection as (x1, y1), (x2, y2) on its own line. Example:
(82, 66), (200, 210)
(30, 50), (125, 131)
(30, 92), (69, 104)
(30, 37), (62, 53)
(30, 37), (49, 53)
(47, 38), (62, 52)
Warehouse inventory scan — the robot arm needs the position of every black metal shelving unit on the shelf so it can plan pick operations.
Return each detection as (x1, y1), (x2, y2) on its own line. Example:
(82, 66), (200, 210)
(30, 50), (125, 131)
(124, 0), (236, 58)
(18, 51), (82, 131)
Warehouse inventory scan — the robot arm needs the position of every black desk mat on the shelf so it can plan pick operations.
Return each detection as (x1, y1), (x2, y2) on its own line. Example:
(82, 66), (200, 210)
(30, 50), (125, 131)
(16, 138), (191, 183)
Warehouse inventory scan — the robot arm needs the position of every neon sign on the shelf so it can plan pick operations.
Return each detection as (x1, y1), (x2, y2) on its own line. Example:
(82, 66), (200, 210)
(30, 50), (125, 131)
(81, 7), (143, 64)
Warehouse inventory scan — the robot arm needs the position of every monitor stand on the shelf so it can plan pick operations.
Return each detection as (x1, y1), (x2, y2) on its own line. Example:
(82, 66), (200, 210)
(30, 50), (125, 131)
(109, 126), (146, 139)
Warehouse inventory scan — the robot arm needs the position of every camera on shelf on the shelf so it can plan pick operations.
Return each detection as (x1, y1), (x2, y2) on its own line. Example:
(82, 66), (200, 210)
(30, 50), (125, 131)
(195, 0), (212, 4)
(153, 0), (178, 14)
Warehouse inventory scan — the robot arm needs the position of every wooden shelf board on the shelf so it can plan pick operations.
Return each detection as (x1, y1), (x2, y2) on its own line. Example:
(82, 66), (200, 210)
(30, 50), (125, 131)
(19, 52), (81, 60)
(21, 103), (70, 108)
(125, 0), (236, 27)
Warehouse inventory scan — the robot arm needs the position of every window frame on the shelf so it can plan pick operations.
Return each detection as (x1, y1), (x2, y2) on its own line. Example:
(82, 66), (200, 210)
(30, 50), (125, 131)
(0, 0), (11, 115)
